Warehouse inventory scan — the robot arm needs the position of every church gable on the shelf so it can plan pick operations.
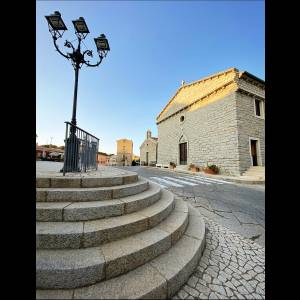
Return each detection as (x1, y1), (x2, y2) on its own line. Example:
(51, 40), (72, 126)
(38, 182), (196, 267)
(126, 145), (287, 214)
(156, 68), (239, 123)
(140, 138), (157, 149)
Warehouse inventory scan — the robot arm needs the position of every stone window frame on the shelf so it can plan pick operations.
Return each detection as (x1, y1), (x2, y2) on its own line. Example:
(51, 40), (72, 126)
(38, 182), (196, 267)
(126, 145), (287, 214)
(253, 97), (265, 119)
(248, 136), (262, 166)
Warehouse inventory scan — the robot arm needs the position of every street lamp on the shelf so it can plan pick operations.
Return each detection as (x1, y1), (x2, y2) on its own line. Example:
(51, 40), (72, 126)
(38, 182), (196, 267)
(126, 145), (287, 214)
(45, 11), (110, 172)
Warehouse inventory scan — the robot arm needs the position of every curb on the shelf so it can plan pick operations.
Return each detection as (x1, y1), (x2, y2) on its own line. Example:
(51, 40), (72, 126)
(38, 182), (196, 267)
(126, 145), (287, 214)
(141, 166), (265, 185)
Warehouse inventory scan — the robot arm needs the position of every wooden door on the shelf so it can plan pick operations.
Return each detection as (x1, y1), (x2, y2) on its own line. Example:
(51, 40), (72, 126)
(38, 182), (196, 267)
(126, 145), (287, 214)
(179, 142), (187, 165)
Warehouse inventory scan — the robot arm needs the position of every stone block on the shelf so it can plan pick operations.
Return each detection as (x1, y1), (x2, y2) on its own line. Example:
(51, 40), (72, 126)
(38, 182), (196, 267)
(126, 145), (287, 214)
(36, 190), (47, 202)
(73, 264), (167, 299)
(36, 202), (71, 221)
(139, 190), (174, 228)
(112, 180), (148, 199)
(36, 178), (50, 188)
(157, 211), (188, 245)
(36, 247), (105, 289)
(81, 177), (123, 188)
(46, 188), (113, 202)
(36, 222), (84, 249)
(123, 174), (138, 184)
(149, 235), (203, 298)
(36, 289), (74, 299)
(63, 200), (124, 221)
(123, 184), (161, 214)
(50, 178), (81, 188)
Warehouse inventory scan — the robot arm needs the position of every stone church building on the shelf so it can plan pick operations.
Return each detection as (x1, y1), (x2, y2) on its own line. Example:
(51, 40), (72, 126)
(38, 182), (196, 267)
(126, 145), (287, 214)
(139, 129), (158, 166)
(156, 67), (265, 176)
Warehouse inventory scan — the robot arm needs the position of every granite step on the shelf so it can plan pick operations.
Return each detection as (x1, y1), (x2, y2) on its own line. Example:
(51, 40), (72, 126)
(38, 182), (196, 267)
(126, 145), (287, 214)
(36, 182), (161, 222)
(36, 204), (206, 299)
(36, 197), (188, 289)
(36, 179), (149, 202)
(36, 189), (175, 249)
(36, 173), (138, 188)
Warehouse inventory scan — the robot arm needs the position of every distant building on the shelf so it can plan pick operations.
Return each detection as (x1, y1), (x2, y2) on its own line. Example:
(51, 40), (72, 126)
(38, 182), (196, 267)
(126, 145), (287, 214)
(108, 154), (117, 166)
(132, 154), (140, 162)
(139, 129), (158, 166)
(97, 152), (112, 165)
(36, 145), (64, 159)
(116, 139), (133, 166)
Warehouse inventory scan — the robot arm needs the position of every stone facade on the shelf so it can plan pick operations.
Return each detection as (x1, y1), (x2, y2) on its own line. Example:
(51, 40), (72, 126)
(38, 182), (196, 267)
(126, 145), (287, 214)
(116, 139), (133, 166)
(140, 130), (158, 166)
(156, 68), (265, 176)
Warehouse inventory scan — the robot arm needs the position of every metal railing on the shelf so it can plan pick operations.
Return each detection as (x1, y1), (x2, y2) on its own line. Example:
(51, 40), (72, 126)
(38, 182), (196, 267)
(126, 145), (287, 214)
(62, 122), (99, 175)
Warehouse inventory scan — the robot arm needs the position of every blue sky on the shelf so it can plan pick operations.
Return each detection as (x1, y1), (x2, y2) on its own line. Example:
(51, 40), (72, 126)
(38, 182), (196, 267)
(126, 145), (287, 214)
(36, 0), (265, 155)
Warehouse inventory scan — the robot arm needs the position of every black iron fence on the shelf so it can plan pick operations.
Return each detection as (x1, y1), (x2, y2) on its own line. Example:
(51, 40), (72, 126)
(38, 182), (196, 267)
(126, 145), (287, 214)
(62, 122), (99, 175)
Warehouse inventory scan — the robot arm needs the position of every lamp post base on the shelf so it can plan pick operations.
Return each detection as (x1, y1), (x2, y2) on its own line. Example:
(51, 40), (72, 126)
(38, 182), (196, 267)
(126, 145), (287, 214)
(61, 133), (81, 173)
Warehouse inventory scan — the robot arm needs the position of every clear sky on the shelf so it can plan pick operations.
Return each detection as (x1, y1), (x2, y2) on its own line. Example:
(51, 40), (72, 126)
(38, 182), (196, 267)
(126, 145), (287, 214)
(36, 0), (265, 155)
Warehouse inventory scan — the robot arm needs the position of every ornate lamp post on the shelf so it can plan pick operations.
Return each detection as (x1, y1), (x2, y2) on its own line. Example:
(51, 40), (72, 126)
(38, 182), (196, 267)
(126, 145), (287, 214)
(45, 11), (110, 172)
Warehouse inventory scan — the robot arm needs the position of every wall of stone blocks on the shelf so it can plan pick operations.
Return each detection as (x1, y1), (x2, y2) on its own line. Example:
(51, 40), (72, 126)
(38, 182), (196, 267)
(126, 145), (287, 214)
(140, 140), (157, 165)
(158, 70), (237, 122)
(235, 89), (265, 174)
(157, 93), (242, 175)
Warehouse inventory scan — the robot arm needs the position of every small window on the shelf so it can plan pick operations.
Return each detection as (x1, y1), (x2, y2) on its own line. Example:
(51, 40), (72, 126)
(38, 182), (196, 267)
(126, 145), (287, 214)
(255, 99), (261, 116)
(180, 116), (185, 122)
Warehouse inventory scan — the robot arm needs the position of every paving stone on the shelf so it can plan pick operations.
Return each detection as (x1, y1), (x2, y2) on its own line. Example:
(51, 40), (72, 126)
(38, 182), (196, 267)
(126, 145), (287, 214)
(243, 282), (255, 294)
(195, 283), (210, 294)
(199, 292), (209, 299)
(206, 267), (218, 278)
(183, 286), (199, 298)
(209, 284), (227, 296)
(225, 287), (234, 297)
(187, 276), (198, 288)
(254, 265), (264, 273)
(203, 273), (212, 284)
(237, 285), (249, 295)
(177, 289), (189, 299)
(197, 278), (208, 287)
(232, 277), (241, 287)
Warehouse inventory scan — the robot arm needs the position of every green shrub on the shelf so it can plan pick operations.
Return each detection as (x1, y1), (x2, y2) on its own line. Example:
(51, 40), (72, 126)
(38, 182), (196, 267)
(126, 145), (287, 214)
(207, 164), (219, 173)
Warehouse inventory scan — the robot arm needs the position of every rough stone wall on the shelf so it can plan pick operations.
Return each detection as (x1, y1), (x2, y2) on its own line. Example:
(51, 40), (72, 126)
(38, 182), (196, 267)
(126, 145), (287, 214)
(158, 69), (237, 123)
(157, 93), (241, 175)
(140, 139), (158, 165)
(236, 88), (265, 174)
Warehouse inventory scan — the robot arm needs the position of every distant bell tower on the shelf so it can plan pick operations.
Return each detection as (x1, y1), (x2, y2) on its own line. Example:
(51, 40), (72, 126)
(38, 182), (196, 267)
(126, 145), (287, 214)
(146, 129), (152, 139)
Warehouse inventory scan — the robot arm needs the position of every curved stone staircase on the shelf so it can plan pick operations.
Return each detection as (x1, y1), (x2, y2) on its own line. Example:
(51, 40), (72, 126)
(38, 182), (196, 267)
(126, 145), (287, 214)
(36, 171), (206, 299)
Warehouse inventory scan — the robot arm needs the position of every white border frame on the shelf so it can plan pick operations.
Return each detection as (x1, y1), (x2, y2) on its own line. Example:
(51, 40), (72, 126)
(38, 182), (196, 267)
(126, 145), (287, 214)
(249, 137), (261, 166)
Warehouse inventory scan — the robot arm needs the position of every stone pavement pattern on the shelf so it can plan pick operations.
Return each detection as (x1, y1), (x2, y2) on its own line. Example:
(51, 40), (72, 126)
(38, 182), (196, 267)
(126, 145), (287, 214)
(36, 161), (132, 177)
(173, 217), (265, 299)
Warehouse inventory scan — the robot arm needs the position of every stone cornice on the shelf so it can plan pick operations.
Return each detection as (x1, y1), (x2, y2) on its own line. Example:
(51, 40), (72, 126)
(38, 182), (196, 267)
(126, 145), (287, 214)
(236, 88), (265, 100)
(238, 72), (265, 89)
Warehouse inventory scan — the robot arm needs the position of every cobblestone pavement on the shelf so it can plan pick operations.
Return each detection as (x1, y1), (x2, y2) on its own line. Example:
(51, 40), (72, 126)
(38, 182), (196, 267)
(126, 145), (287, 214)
(173, 217), (265, 299)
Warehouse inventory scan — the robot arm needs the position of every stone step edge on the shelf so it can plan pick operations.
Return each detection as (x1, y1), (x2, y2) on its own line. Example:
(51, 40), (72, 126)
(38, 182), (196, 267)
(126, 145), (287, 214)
(36, 182), (162, 222)
(36, 198), (189, 289)
(36, 173), (138, 188)
(36, 189), (175, 249)
(36, 203), (206, 299)
(36, 179), (149, 202)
